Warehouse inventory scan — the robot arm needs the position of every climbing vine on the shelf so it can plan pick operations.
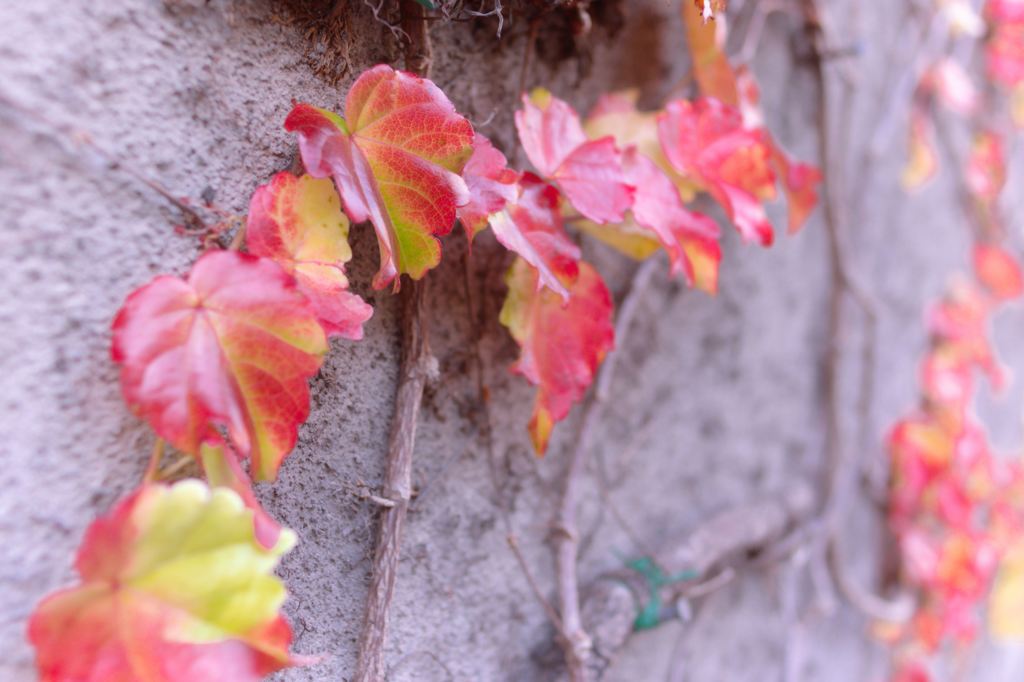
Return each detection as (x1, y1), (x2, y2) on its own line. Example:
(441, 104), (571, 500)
(22, 0), (1024, 681)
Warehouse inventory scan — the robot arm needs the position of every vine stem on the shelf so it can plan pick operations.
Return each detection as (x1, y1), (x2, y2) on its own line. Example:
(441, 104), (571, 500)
(802, 0), (912, 624)
(353, 3), (432, 680)
(554, 258), (658, 682)
(142, 438), (166, 485)
(353, 278), (429, 682)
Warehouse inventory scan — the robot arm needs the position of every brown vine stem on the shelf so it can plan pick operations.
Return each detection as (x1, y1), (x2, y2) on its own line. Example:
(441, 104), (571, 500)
(802, 0), (912, 624)
(353, 278), (429, 682)
(353, 3), (432, 681)
(554, 257), (658, 682)
(142, 438), (166, 485)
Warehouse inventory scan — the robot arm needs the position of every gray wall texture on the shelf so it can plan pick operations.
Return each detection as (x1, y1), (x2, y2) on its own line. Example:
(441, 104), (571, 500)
(2, 0), (1023, 680)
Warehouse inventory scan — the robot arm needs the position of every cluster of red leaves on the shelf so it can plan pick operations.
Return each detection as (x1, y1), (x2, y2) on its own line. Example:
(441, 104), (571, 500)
(884, 247), (1024, 674)
(30, 64), (476, 681)
(483, 0), (820, 453)
(30, 15), (822, 671)
(985, 0), (1024, 125)
(903, 2), (1022, 192)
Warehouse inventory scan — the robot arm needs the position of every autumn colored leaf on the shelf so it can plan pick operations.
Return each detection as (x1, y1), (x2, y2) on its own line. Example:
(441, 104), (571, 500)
(582, 96), (721, 292)
(682, 0), (739, 104)
(890, 661), (931, 682)
(658, 97), (778, 245)
(990, 544), (1024, 640)
(974, 243), (1023, 300)
(965, 130), (1007, 203)
(731, 68), (822, 233)
(111, 250), (328, 482)
(1012, 85), (1024, 127)
(500, 257), (614, 454)
(902, 107), (939, 190)
(692, 0), (727, 23)
(458, 133), (519, 240)
(247, 172), (373, 340)
(515, 88), (634, 224)
(926, 59), (980, 116)
(985, 0), (1024, 87)
(622, 148), (721, 292)
(927, 279), (1004, 388)
(285, 64), (474, 289)
(28, 480), (300, 682)
(488, 173), (581, 301)
(941, 0), (986, 37)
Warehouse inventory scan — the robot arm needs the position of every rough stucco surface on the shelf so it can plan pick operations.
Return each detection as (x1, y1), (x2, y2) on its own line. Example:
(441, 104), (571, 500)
(2, 0), (1024, 680)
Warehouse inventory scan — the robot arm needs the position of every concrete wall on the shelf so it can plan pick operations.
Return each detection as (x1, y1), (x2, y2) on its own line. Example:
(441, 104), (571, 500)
(2, 0), (1022, 680)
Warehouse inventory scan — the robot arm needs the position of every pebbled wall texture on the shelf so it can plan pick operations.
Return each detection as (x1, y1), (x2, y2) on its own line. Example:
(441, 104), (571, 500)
(1, 0), (1023, 680)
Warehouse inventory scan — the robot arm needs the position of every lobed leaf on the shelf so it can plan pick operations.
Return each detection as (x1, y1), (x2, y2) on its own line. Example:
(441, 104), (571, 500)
(500, 258), (614, 454)
(683, 0), (738, 102)
(902, 107), (939, 191)
(28, 480), (300, 682)
(584, 95), (721, 292)
(488, 173), (581, 301)
(990, 545), (1024, 640)
(658, 98), (777, 245)
(974, 244), (1024, 301)
(111, 250), (328, 482)
(286, 64), (474, 289)
(458, 133), (520, 240)
(247, 172), (373, 340)
(515, 89), (634, 224)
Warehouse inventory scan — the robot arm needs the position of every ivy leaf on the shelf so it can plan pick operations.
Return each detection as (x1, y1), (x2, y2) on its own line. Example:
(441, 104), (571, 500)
(515, 88), (634, 224)
(286, 64), (475, 289)
(28, 480), (300, 682)
(500, 257), (614, 454)
(583, 95), (721, 292)
(683, 1), (738, 100)
(926, 59), (980, 116)
(985, 1), (1024, 88)
(247, 172), (373, 340)
(693, 0), (727, 22)
(902, 107), (939, 190)
(111, 250), (328, 482)
(658, 98), (777, 245)
(458, 133), (519, 240)
(616, 148), (722, 292)
(990, 545), (1024, 640)
(680, 20), (821, 234)
(489, 173), (581, 301)
(732, 68), (822, 233)
(965, 131), (1007, 204)
(974, 244), (1023, 301)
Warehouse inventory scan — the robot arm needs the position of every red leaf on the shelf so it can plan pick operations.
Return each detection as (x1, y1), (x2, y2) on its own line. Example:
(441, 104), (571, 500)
(965, 130), (1007, 203)
(658, 98), (777, 245)
(285, 65), (474, 289)
(683, 1), (738, 100)
(111, 251), (328, 481)
(515, 89), (634, 224)
(247, 172), (373, 340)
(489, 173), (581, 301)
(623, 147), (722, 291)
(986, 1), (1024, 87)
(459, 133), (520, 240)
(974, 244), (1024, 300)
(500, 258), (614, 454)
(902, 107), (939, 191)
